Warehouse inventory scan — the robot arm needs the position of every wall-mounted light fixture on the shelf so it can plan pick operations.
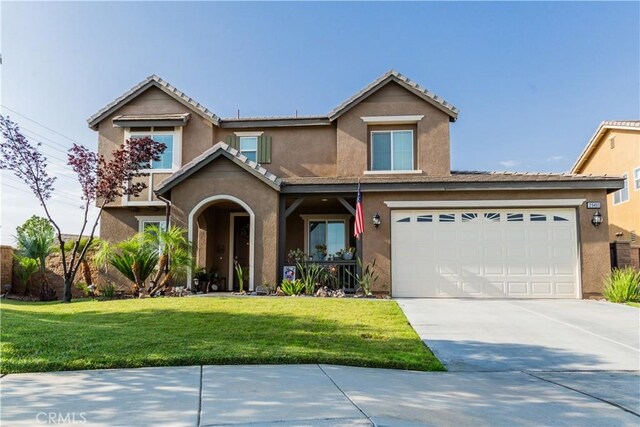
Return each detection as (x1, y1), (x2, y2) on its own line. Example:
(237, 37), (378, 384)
(372, 212), (381, 228)
(591, 210), (603, 228)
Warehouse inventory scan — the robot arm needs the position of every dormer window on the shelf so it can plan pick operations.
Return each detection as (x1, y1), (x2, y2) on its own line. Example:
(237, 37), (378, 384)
(371, 130), (414, 171)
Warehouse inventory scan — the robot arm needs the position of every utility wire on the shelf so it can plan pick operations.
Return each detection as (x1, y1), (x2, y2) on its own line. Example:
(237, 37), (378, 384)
(1, 104), (85, 146)
(2, 182), (84, 208)
(3, 175), (81, 200)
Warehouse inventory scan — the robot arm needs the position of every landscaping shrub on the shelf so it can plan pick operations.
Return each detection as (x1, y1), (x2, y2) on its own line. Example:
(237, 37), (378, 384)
(280, 279), (306, 296)
(603, 267), (640, 303)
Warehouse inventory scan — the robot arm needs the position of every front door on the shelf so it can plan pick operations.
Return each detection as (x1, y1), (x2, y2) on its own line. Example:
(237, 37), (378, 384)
(232, 215), (250, 291)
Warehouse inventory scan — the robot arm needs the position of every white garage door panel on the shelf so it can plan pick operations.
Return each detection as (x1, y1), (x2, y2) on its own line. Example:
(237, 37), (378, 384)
(391, 209), (579, 298)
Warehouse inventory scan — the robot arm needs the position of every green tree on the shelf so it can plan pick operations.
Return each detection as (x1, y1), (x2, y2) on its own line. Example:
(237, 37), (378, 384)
(15, 216), (55, 297)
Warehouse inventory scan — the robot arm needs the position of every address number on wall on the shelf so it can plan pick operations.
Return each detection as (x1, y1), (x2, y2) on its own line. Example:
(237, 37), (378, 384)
(586, 201), (601, 209)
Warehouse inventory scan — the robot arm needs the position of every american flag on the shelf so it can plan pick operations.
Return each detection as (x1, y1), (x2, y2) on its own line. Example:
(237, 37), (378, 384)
(354, 183), (364, 239)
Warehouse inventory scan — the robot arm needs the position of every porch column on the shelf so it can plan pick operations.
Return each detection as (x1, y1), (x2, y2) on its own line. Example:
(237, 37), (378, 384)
(277, 196), (287, 285)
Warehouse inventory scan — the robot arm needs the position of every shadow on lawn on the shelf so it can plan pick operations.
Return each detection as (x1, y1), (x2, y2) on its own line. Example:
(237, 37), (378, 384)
(0, 299), (441, 373)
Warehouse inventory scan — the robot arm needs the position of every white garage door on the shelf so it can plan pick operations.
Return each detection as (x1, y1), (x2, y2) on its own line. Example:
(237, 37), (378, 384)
(391, 208), (579, 298)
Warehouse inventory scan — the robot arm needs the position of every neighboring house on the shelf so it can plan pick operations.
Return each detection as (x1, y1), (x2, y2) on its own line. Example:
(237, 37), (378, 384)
(571, 121), (640, 244)
(88, 70), (623, 299)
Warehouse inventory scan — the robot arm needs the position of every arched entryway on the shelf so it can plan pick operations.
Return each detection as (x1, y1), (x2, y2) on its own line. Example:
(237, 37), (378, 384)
(188, 195), (255, 291)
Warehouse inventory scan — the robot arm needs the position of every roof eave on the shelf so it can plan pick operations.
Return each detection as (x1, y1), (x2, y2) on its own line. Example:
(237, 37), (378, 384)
(280, 179), (624, 194)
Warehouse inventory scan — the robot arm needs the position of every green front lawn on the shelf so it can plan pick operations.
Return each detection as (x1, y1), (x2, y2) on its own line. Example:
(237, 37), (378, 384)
(0, 297), (443, 374)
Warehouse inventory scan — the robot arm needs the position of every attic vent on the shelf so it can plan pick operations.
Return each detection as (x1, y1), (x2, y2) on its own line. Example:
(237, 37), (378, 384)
(610, 136), (616, 149)
(632, 230), (637, 242)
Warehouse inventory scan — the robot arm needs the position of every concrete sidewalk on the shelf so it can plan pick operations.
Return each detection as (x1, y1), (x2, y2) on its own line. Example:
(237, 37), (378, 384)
(1, 365), (638, 426)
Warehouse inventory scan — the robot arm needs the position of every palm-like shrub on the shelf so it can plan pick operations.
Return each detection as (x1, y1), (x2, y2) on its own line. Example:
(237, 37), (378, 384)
(603, 267), (640, 303)
(144, 225), (192, 294)
(14, 255), (39, 294)
(109, 235), (159, 296)
(15, 216), (55, 296)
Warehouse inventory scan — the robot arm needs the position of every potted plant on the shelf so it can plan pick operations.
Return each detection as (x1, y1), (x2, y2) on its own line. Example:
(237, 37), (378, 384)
(342, 247), (356, 260)
(314, 243), (327, 261)
(287, 248), (306, 264)
(194, 267), (209, 293)
(208, 269), (221, 291)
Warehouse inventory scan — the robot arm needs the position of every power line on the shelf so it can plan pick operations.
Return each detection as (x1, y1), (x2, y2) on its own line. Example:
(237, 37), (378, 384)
(3, 175), (81, 200)
(21, 127), (73, 155)
(1, 104), (85, 146)
(1, 182), (84, 209)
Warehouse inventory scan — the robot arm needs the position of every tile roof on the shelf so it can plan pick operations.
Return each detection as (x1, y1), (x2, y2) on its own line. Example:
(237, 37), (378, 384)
(87, 75), (220, 130)
(571, 120), (640, 173)
(88, 70), (459, 129)
(328, 70), (459, 122)
(282, 171), (622, 186)
(155, 141), (282, 195)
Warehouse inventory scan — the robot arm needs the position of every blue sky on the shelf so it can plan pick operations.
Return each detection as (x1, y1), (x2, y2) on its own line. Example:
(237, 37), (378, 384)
(1, 1), (639, 243)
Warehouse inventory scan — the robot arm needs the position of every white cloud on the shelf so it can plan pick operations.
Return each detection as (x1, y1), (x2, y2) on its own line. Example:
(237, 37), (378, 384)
(547, 155), (564, 162)
(499, 160), (521, 168)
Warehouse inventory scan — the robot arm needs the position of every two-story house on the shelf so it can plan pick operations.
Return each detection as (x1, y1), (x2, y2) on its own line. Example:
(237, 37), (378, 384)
(571, 121), (640, 244)
(88, 70), (623, 298)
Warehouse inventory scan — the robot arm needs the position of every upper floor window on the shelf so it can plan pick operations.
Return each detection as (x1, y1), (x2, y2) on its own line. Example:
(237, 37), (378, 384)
(634, 167), (640, 191)
(613, 173), (629, 205)
(371, 130), (413, 171)
(239, 136), (258, 162)
(129, 127), (176, 171)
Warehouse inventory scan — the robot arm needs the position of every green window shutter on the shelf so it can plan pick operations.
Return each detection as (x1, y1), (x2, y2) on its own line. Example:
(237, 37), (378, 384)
(257, 135), (271, 164)
(225, 135), (239, 150)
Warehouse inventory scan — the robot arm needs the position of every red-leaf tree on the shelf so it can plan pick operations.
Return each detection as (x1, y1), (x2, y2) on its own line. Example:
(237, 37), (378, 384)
(0, 115), (166, 302)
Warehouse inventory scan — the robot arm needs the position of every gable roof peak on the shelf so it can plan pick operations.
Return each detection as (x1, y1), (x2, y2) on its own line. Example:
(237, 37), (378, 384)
(155, 141), (281, 195)
(328, 69), (459, 122)
(87, 74), (221, 130)
(571, 119), (640, 173)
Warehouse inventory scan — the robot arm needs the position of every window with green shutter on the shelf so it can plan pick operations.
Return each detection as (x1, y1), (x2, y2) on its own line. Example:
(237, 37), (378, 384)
(226, 134), (271, 164)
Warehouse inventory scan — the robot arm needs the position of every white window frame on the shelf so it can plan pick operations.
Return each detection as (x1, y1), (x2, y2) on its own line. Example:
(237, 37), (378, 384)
(370, 129), (415, 172)
(613, 173), (629, 205)
(238, 136), (258, 162)
(634, 167), (640, 191)
(300, 214), (352, 257)
(136, 216), (167, 233)
(125, 126), (182, 173)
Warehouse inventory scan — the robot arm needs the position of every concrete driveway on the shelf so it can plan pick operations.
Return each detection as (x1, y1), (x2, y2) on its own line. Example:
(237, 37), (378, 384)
(396, 299), (640, 372)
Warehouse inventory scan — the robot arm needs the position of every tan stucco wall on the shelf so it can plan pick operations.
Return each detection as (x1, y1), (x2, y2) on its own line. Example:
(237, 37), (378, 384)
(336, 82), (451, 176)
(168, 157), (279, 287)
(100, 207), (165, 243)
(97, 86), (215, 206)
(214, 126), (337, 178)
(576, 129), (640, 242)
(362, 189), (612, 298)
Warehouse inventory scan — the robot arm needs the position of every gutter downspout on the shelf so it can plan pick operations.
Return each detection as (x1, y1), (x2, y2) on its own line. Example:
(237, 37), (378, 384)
(155, 191), (172, 274)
